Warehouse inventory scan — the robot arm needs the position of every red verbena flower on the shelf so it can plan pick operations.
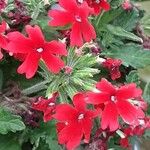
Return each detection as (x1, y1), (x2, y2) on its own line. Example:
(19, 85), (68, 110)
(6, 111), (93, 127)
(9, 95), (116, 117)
(85, 78), (145, 131)
(102, 58), (122, 80)
(0, 21), (7, 60)
(7, 25), (67, 78)
(53, 93), (98, 150)
(85, 0), (110, 15)
(48, 0), (96, 47)
(32, 93), (58, 122)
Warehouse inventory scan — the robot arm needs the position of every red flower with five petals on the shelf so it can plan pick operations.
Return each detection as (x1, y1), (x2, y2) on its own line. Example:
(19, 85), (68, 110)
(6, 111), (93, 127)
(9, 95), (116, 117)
(7, 25), (67, 78)
(48, 0), (96, 47)
(53, 93), (98, 150)
(32, 93), (58, 122)
(0, 21), (8, 59)
(86, 0), (110, 15)
(85, 78), (145, 131)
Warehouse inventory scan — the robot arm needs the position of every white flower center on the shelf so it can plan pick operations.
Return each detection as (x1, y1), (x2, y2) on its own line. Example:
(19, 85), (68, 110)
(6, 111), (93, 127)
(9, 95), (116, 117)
(48, 102), (55, 106)
(111, 96), (116, 102)
(95, 0), (100, 4)
(36, 48), (43, 53)
(78, 114), (84, 120)
(78, 0), (83, 3)
(75, 15), (82, 22)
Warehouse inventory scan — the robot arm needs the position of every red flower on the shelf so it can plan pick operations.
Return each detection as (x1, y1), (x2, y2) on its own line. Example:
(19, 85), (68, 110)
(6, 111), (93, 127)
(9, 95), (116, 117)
(102, 58), (122, 80)
(7, 25), (67, 78)
(0, 21), (8, 60)
(48, 0), (96, 47)
(32, 93), (58, 122)
(85, 0), (110, 15)
(85, 78), (145, 131)
(53, 93), (98, 150)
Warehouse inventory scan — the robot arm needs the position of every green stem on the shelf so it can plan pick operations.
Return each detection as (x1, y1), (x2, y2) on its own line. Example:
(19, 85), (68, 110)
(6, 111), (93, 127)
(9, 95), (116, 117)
(22, 81), (48, 95)
(95, 10), (105, 28)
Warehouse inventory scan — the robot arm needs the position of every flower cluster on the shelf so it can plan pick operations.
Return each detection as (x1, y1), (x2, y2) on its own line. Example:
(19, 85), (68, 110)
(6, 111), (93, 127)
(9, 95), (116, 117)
(0, 0), (149, 150)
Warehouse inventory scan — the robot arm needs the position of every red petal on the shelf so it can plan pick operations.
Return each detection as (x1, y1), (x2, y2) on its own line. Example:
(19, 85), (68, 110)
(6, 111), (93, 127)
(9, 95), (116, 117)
(43, 107), (54, 122)
(0, 35), (7, 49)
(0, 21), (6, 33)
(25, 25), (44, 47)
(81, 20), (96, 42)
(53, 104), (77, 121)
(116, 83), (142, 100)
(44, 40), (67, 56)
(85, 92), (109, 104)
(59, 0), (77, 12)
(116, 100), (138, 124)
(79, 2), (94, 18)
(17, 52), (40, 78)
(96, 78), (116, 94)
(70, 22), (83, 47)
(32, 97), (50, 112)
(7, 32), (33, 53)
(101, 103), (119, 131)
(73, 93), (86, 112)
(42, 52), (65, 73)
(49, 10), (74, 27)
(82, 118), (92, 143)
(100, 0), (110, 11)
(58, 122), (82, 150)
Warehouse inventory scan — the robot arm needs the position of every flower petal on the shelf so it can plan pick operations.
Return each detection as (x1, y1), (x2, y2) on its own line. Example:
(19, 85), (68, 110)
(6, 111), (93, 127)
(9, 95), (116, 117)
(7, 32), (33, 53)
(17, 52), (40, 78)
(49, 10), (74, 27)
(42, 52), (65, 73)
(82, 118), (92, 143)
(100, 0), (110, 11)
(44, 40), (67, 56)
(101, 102), (119, 131)
(116, 83), (142, 100)
(116, 100), (138, 124)
(0, 21), (6, 33)
(81, 20), (96, 42)
(53, 104), (77, 121)
(58, 122), (82, 150)
(70, 22), (83, 47)
(73, 93), (86, 112)
(59, 0), (77, 12)
(96, 78), (116, 94)
(25, 25), (44, 47)
(85, 92), (109, 104)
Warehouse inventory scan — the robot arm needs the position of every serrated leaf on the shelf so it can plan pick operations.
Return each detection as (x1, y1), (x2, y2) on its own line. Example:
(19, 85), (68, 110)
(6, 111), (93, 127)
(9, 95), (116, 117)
(0, 108), (25, 134)
(126, 70), (140, 85)
(102, 44), (150, 68)
(113, 8), (140, 31)
(107, 25), (142, 42)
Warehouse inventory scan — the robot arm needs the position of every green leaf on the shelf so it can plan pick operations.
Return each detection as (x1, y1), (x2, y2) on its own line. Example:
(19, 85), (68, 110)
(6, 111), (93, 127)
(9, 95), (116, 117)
(143, 82), (150, 103)
(0, 134), (21, 150)
(0, 108), (25, 134)
(30, 121), (61, 150)
(113, 8), (140, 31)
(102, 44), (150, 68)
(107, 25), (142, 43)
(126, 70), (140, 85)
